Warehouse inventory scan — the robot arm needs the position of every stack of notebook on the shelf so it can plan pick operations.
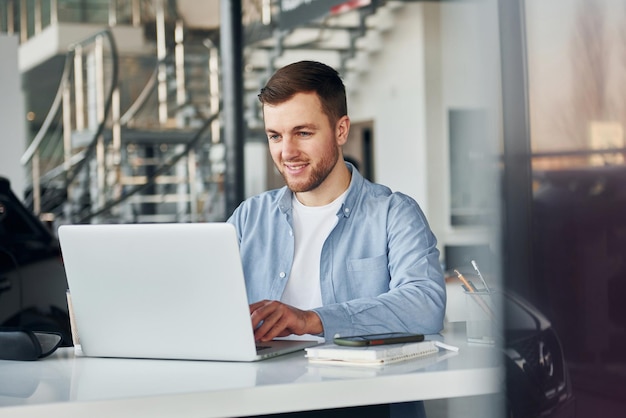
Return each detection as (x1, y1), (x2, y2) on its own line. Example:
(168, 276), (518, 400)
(305, 340), (441, 366)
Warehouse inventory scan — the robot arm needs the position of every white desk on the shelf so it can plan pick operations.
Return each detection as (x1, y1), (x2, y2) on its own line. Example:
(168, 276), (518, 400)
(0, 324), (503, 418)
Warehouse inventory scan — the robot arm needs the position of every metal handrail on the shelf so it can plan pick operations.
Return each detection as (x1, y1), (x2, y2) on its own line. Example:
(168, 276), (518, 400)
(13, 1), (225, 222)
(20, 58), (72, 166)
(21, 29), (119, 168)
(64, 30), (120, 185)
(119, 54), (175, 126)
(36, 53), (187, 188)
(78, 110), (219, 223)
(19, 29), (120, 217)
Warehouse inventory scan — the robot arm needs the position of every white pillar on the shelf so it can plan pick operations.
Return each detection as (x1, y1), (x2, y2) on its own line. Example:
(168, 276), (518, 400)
(0, 34), (27, 198)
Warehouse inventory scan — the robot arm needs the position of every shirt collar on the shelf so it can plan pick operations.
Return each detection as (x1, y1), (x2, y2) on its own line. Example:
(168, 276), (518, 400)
(277, 162), (364, 218)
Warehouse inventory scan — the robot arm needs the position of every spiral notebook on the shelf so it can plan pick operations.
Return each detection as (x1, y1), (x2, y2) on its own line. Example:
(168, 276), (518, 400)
(305, 340), (441, 366)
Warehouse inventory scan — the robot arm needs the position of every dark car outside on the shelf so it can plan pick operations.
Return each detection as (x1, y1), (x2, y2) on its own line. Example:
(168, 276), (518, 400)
(505, 290), (576, 417)
(446, 265), (576, 418)
(0, 177), (72, 346)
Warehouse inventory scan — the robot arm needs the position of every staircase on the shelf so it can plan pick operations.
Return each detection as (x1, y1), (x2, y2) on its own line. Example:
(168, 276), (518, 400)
(11, 0), (405, 226)
(111, 35), (224, 224)
(18, 9), (224, 225)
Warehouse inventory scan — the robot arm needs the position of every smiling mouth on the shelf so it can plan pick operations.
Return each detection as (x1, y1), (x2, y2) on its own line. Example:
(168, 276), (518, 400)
(284, 162), (308, 173)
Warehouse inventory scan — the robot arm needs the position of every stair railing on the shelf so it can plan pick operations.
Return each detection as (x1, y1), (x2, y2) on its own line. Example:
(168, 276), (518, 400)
(78, 111), (218, 223)
(20, 29), (119, 222)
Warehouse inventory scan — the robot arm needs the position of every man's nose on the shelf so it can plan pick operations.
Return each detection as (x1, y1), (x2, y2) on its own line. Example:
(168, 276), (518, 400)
(281, 137), (299, 159)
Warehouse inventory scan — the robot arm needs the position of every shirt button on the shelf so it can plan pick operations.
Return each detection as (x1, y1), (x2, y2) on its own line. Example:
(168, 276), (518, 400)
(279, 272), (286, 278)
(344, 207), (350, 213)
(289, 229), (293, 236)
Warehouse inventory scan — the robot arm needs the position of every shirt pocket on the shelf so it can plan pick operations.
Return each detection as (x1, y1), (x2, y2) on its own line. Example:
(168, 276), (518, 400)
(346, 254), (390, 297)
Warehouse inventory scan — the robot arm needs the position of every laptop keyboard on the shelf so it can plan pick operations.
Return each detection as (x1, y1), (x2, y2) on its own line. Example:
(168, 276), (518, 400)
(255, 345), (271, 352)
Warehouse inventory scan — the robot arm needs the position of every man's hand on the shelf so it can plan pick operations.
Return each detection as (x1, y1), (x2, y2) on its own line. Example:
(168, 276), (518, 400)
(249, 300), (323, 342)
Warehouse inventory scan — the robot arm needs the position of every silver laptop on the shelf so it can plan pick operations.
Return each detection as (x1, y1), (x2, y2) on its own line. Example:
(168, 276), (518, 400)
(58, 223), (319, 361)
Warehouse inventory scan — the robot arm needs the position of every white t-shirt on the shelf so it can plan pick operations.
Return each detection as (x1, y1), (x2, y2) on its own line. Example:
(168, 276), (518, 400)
(281, 191), (347, 310)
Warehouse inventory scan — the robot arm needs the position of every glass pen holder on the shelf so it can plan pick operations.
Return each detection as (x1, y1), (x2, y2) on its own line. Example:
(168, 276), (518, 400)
(464, 289), (500, 345)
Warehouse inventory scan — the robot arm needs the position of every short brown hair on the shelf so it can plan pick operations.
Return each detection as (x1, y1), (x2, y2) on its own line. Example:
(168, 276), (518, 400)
(258, 60), (347, 124)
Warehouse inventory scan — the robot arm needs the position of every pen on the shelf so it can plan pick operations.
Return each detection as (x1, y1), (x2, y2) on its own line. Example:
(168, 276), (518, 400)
(454, 269), (475, 292)
(456, 269), (496, 321)
(471, 260), (491, 293)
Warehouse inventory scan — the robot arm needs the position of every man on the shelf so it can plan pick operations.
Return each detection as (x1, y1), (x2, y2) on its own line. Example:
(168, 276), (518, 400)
(227, 60), (445, 345)
(228, 59), (444, 418)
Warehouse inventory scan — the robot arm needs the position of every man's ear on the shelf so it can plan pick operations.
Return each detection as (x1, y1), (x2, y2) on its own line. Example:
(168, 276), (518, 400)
(336, 115), (350, 146)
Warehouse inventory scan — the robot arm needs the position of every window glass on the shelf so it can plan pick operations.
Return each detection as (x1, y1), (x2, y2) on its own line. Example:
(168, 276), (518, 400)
(526, 0), (626, 414)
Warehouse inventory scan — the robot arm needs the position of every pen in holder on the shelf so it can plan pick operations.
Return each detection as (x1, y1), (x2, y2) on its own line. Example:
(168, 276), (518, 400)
(464, 289), (497, 345)
(454, 268), (498, 344)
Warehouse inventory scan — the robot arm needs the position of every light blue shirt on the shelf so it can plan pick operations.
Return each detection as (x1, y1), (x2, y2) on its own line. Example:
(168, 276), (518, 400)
(227, 164), (446, 339)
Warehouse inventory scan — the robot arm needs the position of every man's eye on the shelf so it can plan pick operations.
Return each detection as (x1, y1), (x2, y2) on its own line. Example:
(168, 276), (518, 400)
(268, 134), (280, 142)
(297, 131), (312, 138)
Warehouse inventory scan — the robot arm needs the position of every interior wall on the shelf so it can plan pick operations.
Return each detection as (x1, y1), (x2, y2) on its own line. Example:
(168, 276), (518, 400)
(0, 34), (27, 197)
(347, 0), (502, 264)
(347, 3), (428, 210)
(437, 0), (502, 255)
